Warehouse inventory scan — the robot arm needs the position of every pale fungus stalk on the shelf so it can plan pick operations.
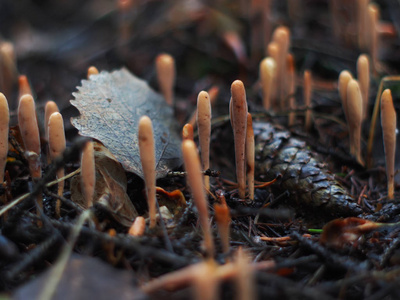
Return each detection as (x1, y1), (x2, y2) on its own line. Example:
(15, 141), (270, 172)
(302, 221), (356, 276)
(246, 113), (255, 200)
(48, 112), (66, 217)
(44, 101), (59, 141)
(18, 95), (41, 179)
(357, 0), (369, 49)
(192, 261), (218, 300)
(0, 42), (17, 99)
(357, 54), (370, 119)
(18, 75), (32, 99)
(266, 42), (280, 107)
(287, 54), (296, 126)
(272, 26), (290, 110)
(346, 79), (365, 166)
(235, 248), (255, 300)
(81, 141), (95, 208)
(182, 139), (214, 258)
(338, 70), (353, 123)
(138, 116), (157, 229)
(128, 216), (146, 236)
(188, 86), (219, 128)
(156, 53), (175, 106)
(18, 94), (42, 210)
(380, 89), (396, 200)
(182, 123), (194, 140)
(230, 80), (248, 199)
(259, 57), (276, 111)
(196, 91), (212, 190)
(304, 70), (312, 132)
(44, 101), (60, 165)
(367, 3), (379, 71)
(0, 93), (9, 184)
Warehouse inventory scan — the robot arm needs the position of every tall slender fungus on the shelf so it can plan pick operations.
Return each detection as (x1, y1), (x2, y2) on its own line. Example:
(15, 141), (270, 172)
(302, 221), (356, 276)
(138, 116), (157, 228)
(81, 141), (95, 208)
(44, 101), (59, 141)
(287, 54), (296, 126)
(182, 140), (214, 258)
(338, 70), (353, 123)
(267, 42), (280, 107)
(197, 91), (212, 190)
(304, 70), (313, 131)
(18, 94), (42, 210)
(230, 80), (248, 199)
(0, 93), (9, 184)
(346, 79), (365, 166)
(357, 54), (370, 120)
(381, 89), (396, 200)
(214, 192), (231, 254)
(0, 42), (16, 99)
(272, 26), (290, 110)
(367, 3), (379, 71)
(259, 57), (276, 111)
(18, 95), (41, 179)
(246, 113), (255, 200)
(48, 112), (66, 216)
(156, 53), (175, 106)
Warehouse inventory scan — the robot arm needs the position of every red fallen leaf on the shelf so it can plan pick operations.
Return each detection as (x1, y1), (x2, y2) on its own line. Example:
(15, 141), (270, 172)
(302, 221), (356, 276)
(70, 68), (182, 179)
(320, 217), (381, 248)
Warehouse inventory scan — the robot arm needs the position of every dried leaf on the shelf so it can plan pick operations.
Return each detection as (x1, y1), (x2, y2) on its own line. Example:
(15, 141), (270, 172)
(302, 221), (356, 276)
(71, 142), (138, 226)
(70, 68), (182, 179)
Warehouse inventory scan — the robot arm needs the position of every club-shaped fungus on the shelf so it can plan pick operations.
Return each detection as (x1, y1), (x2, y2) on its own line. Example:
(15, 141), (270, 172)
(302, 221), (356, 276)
(259, 57), (276, 111)
(380, 89), (396, 199)
(138, 116), (157, 228)
(48, 112), (66, 216)
(246, 113), (255, 200)
(196, 91), (212, 190)
(81, 140), (95, 208)
(346, 79), (364, 166)
(156, 53), (175, 106)
(230, 80), (248, 199)
(182, 139), (214, 257)
(0, 93), (9, 184)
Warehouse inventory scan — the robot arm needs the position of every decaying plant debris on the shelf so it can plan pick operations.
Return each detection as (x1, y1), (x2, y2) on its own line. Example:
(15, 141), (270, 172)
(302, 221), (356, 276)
(2, 0), (400, 299)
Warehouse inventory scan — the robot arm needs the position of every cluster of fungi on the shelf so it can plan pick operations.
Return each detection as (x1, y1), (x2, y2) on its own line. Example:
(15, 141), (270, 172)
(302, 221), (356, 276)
(0, 0), (399, 299)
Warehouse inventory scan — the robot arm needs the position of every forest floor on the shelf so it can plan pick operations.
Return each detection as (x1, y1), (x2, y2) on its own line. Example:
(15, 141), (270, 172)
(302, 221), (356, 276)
(1, 0), (400, 299)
